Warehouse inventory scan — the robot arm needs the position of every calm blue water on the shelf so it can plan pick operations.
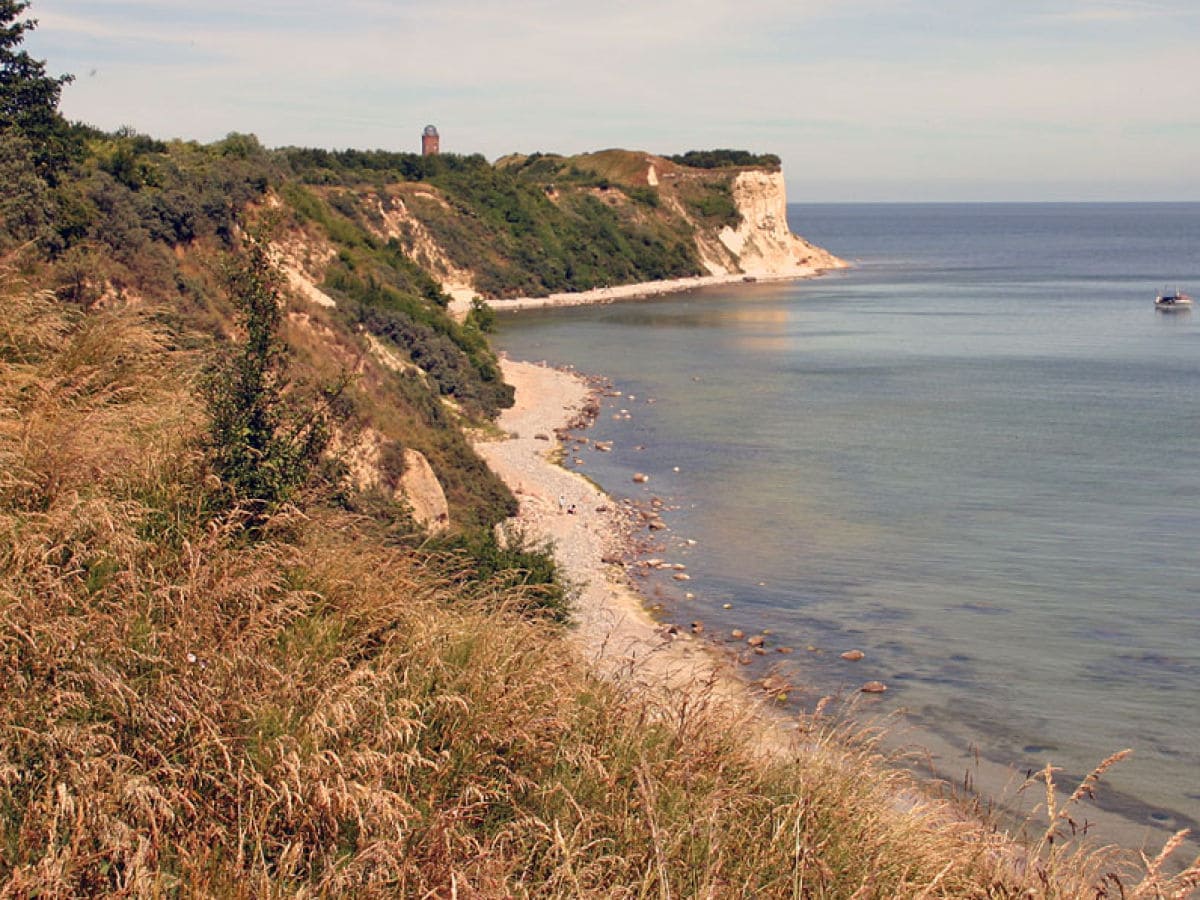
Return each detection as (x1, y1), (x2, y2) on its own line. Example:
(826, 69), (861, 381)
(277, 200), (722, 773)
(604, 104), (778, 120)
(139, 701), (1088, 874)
(494, 203), (1200, 845)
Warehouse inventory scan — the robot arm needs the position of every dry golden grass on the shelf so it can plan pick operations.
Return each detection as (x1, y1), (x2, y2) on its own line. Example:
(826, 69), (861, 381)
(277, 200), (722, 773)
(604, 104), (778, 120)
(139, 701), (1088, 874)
(3, 272), (1199, 897)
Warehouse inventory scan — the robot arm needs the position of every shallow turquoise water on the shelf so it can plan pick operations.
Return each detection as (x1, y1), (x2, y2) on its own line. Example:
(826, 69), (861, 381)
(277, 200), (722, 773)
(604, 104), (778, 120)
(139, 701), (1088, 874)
(494, 203), (1200, 844)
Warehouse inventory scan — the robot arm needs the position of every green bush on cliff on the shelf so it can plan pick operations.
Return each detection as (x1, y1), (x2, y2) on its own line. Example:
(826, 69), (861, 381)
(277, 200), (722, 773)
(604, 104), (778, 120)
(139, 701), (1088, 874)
(434, 525), (569, 623)
(352, 302), (513, 418)
(679, 176), (742, 228)
(666, 148), (782, 170)
(277, 181), (515, 423)
(201, 230), (331, 515)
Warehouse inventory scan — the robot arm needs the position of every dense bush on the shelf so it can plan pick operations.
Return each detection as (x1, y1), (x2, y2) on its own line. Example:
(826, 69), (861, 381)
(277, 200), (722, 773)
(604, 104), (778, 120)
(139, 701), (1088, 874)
(465, 297), (496, 333)
(0, 128), (52, 251)
(280, 146), (491, 186)
(622, 184), (660, 207)
(409, 175), (700, 298)
(433, 525), (569, 623)
(666, 149), (782, 170)
(202, 232), (331, 514)
(354, 302), (513, 418)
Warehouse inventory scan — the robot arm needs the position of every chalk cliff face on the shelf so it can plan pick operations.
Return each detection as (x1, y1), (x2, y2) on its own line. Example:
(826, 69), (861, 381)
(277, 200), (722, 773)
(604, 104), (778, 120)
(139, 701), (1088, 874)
(561, 150), (846, 279)
(708, 170), (846, 276)
(371, 191), (480, 307)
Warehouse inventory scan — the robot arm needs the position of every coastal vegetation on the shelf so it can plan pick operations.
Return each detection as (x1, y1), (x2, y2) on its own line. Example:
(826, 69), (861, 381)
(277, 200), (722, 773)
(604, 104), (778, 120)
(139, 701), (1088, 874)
(3, 5), (1199, 895)
(665, 149), (783, 171)
(5, 266), (1200, 894)
(282, 147), (704, 298)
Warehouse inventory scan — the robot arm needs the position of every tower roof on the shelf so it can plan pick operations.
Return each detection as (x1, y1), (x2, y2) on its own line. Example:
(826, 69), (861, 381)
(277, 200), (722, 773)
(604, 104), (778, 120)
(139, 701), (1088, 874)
(423, 125), (438, 137)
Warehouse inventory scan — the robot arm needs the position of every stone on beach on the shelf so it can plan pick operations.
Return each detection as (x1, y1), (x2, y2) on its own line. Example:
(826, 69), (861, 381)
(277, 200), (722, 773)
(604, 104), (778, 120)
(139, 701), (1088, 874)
(840, 650), (866, 662)
(860, 681), (888, 694)
(633, 473), (649, 483)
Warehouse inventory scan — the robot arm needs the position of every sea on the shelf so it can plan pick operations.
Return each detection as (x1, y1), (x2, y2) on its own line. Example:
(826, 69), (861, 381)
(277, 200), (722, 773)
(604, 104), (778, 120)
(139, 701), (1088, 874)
(493, 203), (1200, 854)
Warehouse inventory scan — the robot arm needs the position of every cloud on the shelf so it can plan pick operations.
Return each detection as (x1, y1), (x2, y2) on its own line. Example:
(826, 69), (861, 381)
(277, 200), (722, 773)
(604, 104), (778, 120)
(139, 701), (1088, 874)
(1036, 0), (1197, 23)
(26, 0), (1200, 198)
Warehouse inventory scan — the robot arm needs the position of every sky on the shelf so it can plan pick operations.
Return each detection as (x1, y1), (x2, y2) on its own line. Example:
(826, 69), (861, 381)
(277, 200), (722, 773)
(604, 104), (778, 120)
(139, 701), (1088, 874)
(23, 0), (1200, 201)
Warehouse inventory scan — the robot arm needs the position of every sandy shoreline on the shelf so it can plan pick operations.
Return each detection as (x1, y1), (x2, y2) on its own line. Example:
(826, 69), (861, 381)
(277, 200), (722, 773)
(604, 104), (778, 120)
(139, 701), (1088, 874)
(449, 266), (838, 320)
(473, 359), (1184, 866)
(473, 359), (765, 711)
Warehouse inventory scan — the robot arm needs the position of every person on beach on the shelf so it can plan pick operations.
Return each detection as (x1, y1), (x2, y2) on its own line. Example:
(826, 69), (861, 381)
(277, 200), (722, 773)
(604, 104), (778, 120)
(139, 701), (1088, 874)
(558, 494), (566, 514)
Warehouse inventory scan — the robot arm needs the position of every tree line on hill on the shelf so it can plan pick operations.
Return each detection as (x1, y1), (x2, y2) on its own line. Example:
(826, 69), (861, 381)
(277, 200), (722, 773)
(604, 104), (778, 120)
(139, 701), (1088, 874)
(665, 149), (782, 170)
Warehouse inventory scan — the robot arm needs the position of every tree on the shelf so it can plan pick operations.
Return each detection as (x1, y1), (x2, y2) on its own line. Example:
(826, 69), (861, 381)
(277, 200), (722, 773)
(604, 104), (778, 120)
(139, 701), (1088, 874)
(202, 228), (331, 515)
(0, 0), (74, 180)
(0, 126), (50, 250)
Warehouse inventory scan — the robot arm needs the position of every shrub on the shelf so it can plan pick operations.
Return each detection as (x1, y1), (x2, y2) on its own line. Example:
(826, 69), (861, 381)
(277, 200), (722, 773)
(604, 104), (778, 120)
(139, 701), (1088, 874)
(433, 524), (569, 623)
(0, 127), (52, 251)
(622, 184), (660, 208)
(682, 178), (742, 228)
(201, 229), (331, 513)
(465, 296), (496, 334)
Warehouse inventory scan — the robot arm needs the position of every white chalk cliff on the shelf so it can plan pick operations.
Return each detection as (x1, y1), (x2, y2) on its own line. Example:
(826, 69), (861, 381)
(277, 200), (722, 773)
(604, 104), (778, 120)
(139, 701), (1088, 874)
(700, 169), (846, 277)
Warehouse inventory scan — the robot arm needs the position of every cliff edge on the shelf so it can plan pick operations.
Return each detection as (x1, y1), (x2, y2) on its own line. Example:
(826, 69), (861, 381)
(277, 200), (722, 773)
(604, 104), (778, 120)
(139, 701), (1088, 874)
(708, 169), (845, 277)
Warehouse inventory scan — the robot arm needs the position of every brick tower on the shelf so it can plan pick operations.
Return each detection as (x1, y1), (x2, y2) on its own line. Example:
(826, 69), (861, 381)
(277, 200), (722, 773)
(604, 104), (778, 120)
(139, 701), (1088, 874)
(421, 125), (440, 156)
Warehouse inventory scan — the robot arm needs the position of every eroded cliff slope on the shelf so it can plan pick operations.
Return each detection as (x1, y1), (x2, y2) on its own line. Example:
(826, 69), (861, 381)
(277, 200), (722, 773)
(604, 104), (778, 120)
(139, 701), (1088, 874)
(283, 148), (845, 303)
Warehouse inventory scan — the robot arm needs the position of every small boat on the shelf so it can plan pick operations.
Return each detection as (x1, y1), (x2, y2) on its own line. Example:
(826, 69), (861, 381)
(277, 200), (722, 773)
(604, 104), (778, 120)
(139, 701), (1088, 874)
(1155, 287), (1193, 310)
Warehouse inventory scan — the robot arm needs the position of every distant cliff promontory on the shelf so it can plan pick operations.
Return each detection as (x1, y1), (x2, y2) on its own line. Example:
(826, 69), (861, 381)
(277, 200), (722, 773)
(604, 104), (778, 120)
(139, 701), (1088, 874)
(280, 147), (846, 305)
